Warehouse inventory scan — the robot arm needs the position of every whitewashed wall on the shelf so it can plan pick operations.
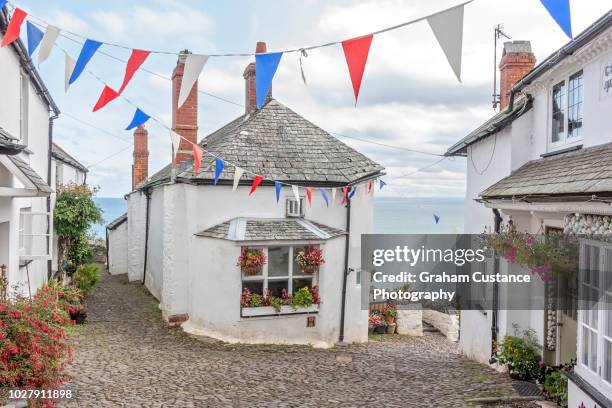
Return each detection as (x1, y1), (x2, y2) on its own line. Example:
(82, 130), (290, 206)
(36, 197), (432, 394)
(127, 190), (147, 282)
(108, 221), (128, 275)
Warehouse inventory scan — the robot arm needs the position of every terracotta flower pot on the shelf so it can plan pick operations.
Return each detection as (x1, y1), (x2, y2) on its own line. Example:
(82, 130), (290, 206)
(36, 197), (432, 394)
(385, 316), (395, 325)
(242, 265), (262, 276)
(300, 264), (318, 275)
(386, 323), (396, 334)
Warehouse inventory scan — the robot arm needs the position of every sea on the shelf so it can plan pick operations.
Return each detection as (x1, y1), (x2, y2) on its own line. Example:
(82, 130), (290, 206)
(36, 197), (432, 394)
(90, 196), (465, 239)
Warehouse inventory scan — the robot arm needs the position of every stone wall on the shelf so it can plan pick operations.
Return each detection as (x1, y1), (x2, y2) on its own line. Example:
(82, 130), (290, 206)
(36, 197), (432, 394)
(396, 308), (423, 336)
(423, 309), (459, 342)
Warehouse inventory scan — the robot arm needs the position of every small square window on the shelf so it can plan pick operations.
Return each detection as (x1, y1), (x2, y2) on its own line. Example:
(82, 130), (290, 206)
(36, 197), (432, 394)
(286, 198), (305, 217)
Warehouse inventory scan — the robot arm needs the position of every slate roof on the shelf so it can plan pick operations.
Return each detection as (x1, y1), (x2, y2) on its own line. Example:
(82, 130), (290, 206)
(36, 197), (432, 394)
(141, 99), (384, 189)
(7, 155), (52, 194)
(106, 213), (127, 230)
(446, 96), (532, 156)
(0, 127), (25, 155)
(481, 142), (612, 199)
(195, 217), (346, 242)
(52, 143), (88, 172)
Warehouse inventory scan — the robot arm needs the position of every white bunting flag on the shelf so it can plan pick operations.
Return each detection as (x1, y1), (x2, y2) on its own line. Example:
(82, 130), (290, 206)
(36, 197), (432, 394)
(64, 53), (76, 92)
(291, 185), (300, 202)
(178, 54), (209, 109)
(427, 4), (464, 82)
(331, 188), (337, 206)
(38, 25), (60, 65)
(232, 167), (245, 192)
(169, 130), (182, 160)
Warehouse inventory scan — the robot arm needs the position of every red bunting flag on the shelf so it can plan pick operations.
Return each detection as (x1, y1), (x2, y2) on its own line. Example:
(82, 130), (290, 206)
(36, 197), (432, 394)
(305, 187), (312, 206)
(249, 175), (264, 195)
(1, 8), (27, 47)
(118, 49), (150, 94)
(341, 34), (373, 104)
(341, 186), (349, 205)
(92, 85), (120, 112)
(367, 180), (372, 193)
(192, 143), (203, 175)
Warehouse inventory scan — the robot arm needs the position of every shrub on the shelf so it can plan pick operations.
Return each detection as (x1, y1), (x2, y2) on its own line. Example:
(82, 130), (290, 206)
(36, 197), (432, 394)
(543, 368), (568, 407)
(493, 324), (543, 381)
(73, 264), (99, 295)
(291, 287), (313, 308)
(66, 234), (94, 267)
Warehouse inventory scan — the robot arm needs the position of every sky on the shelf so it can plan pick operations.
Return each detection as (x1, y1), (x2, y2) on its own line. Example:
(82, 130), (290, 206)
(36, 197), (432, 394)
(12, 0), (612, 198)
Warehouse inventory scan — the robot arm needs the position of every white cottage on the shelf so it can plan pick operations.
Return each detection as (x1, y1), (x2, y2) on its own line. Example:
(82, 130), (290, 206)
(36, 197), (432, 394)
(110, 42), (384, 347)
(446, 11), (612, 407)
(0, 6), (61, 295)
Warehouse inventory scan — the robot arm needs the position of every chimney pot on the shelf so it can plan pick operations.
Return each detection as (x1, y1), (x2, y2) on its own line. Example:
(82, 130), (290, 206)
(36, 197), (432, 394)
(499, 40), (536, 110)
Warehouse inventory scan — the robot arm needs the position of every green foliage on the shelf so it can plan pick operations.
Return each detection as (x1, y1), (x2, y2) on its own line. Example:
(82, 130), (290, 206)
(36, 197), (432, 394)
(73, 264), (99, 294)
(54, 183), (102, 271)
(543, 368), (568, 407)
(269, 296), (283, 313)
(248, 293), (263, 308)
(291, 287), (313, 308)
(493, 324), (543, 381)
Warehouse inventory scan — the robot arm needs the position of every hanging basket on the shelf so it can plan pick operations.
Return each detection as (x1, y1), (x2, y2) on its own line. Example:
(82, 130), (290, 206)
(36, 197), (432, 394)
(242, 264), (262, 276)
(300, 264), (319, 275)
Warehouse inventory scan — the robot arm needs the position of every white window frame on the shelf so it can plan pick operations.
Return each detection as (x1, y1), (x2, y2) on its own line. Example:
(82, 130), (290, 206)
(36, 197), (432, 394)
(286, 197), (305, 218)
(19, 71), (29, 145)
(18, 209), (51, 260)
(576, 239), (612, 400)
(549, 69), (584, 150)
(241, 244), (319, 308)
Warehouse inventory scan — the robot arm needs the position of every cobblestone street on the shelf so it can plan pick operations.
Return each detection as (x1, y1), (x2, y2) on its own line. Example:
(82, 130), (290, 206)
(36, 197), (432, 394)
(61, 271), (537, 407)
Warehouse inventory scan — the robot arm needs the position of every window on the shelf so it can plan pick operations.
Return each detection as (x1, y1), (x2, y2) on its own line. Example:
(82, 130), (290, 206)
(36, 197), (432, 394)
(576, 240), (612, 398)
(19, 72), (29, 144)
(18, 209), (51, 260)
(550, 70), (583, 147)
(55, 163), (63, 188)
(286, 197), (305, 217)
(241, 245), (316, 300)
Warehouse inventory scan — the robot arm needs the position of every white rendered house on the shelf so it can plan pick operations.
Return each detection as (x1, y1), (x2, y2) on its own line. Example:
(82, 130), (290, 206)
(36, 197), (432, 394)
(0, 6), (61, 296)
(108, 42), (384, 347)
(446, 11), (612, 407)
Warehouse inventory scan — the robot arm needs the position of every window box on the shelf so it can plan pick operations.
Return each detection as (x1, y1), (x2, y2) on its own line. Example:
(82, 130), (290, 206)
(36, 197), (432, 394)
(241, 304), (319, 318)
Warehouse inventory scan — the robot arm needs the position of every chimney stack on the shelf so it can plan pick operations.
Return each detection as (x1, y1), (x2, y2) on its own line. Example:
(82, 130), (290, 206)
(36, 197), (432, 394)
(132, 125), (148, 190)
(172, 50), (199, 165)
(243, 41), (268, 113)
(499, 41), (536, 110)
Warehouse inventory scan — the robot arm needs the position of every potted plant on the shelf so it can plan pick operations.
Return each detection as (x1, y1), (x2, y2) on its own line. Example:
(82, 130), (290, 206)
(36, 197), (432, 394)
(238, 248), (267, 276)
(295, 246), (325, 274)
(368, 313), (382, 334)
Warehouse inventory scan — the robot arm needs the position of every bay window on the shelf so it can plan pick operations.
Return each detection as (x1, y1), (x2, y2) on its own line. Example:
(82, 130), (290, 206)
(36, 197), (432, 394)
(550, 70), (583, 148)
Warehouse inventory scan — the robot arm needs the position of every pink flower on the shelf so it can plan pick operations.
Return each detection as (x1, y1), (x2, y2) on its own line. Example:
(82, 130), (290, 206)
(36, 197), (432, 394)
(538, 360), (545, 366)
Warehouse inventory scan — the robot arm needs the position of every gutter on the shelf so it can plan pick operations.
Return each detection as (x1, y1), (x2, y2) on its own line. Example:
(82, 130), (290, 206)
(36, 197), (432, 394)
(142, 189), (152, 285)
(338, 198), (351, 343)
(490, 208), (502, 359)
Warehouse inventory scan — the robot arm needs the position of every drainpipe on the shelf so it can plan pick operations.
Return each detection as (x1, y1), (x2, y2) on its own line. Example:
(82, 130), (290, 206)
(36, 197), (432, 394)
(105, 227), (109, 270)
(47, 112), (58, 280)
(338, 198), (351, 343)
(490, 208), (503, 358)
(142, 188), (151, 285)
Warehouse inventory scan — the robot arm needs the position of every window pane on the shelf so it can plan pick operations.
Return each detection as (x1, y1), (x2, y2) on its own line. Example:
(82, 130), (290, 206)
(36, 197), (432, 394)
(243, 281), (263, 296)
(268, 279), (289, 297)
(590, 329), (598, 371)
(293, 277), (313, 292)
(583, 326), (589, 365)
(568, 71), (583, 139)
(551, 81), (565, 143)
(268, 247), (289, 277)
(605, 340), (612, 382)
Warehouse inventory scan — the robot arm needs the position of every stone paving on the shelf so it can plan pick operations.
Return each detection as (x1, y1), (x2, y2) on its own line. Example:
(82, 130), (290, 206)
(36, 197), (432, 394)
(60, 271), (539, 408)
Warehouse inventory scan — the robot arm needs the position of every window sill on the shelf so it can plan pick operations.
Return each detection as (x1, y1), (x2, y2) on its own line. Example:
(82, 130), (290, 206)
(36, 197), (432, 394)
(241, 305), (319, 318)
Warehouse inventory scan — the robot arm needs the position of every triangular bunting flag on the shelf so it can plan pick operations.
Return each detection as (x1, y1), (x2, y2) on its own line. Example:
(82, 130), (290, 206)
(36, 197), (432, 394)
(92, 85), (120, 112)
(126, 108), (150, 130)
(69, 39), (102, 84)
(214, 158), (224, 185)
(539, 0), (572, 39)
(291, 185), (300, 202)
(38, 25), (60, 65)
(118, 49), (150, 94)
(232, 167), (244, 192)
(1, 8), (27, 48)
(0, 1), (6, 10)
(348, 186), (356, 200)
(319, 188), (329, 207)
(341, 34), (373, 104)
(331, 188), (337, 206)
(341, 186), (349, 205)
(305, 187), (313, 206)
(178, 54), (209, 109)
(274, 181), (282, 203)
(192, 144), (203, 175)
(427, 5), (464, 82)
(433, 213), (440, 224)
(379, 179), (386, 190)
(249, 175), (264, 195)
(64, 53), (76, 92)
(26, 21), (43, 57)
(170, 130), (181, 159)
(255, 52), (283, 108)
(367, 180), (372, 193)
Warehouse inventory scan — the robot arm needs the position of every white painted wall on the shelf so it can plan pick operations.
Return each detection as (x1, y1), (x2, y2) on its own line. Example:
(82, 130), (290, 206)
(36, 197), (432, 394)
(108, 221), (128, 275)
(127, 190), (147, 282)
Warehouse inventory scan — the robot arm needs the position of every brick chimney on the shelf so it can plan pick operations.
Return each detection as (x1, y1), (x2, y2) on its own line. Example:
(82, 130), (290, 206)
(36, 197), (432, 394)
(172, 50), (198, 165)
(243, 41), (268, 113)
(499, 41), (536, 110)
(132, 125), (148, 190)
